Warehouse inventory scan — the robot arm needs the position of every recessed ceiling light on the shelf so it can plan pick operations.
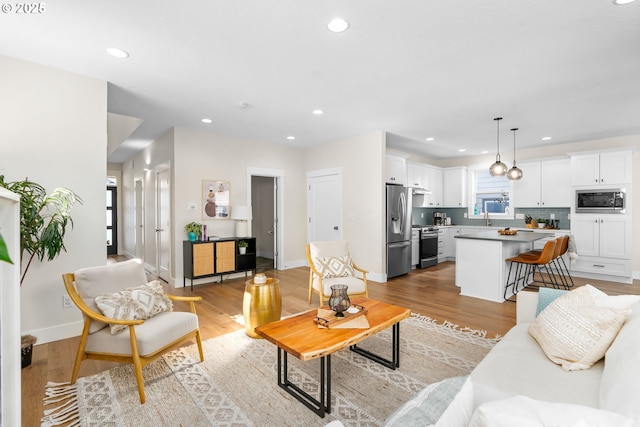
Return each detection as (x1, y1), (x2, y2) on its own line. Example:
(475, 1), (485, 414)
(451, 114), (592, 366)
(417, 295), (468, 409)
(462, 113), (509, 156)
(541, 136), (552, 141)
(312, 109), (324, 115)
(425, 137), (435, 141)
(481, 150), (489, 154)
(458, 148), (466, 152)
(328, 17), (349, 33)
(286, 136), (295, 140)
(613, 0), (636, 5)
(201, 118), (212, 124)
(106, 47), (129, 58)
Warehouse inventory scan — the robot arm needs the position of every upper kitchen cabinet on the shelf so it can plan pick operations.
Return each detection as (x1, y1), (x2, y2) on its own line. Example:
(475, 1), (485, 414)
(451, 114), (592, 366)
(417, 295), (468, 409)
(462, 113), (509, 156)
(443, 167), (468, 207)
(513, 159), (572, 207)
(407, 162), (427, 189)
(386, 154), (407, 186)
(571, 150), (632, 186)
(424, 165), (443, 207)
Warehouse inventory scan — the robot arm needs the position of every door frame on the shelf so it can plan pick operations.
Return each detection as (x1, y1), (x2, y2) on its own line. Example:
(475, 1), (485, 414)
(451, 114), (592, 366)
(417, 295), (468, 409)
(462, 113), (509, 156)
(155, 164), (171, 283)
(246, 167), (284, 270)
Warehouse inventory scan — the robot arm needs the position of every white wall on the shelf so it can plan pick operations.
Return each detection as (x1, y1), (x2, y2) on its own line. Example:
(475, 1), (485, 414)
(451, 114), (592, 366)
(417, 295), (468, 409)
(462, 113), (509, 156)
(305, 131), (387, 280)
(172, 127), (307, 285)
(0, 55), (107, 343)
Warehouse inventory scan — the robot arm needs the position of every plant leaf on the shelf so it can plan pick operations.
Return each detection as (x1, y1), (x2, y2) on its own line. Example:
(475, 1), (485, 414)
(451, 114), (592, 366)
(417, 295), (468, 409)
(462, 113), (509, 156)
(0, 231), (14, 264)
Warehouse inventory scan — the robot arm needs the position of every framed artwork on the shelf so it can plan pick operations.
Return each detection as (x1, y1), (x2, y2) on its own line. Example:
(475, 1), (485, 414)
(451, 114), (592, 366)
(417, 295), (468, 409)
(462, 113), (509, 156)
(202, 180), (230, 219)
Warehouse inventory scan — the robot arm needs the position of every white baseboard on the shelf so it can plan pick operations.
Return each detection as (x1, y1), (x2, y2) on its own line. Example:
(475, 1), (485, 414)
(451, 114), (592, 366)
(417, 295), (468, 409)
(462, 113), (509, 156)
(282, 259), (307, 269)
(24, 320), (83, 346)
(570, 270), (633, 285)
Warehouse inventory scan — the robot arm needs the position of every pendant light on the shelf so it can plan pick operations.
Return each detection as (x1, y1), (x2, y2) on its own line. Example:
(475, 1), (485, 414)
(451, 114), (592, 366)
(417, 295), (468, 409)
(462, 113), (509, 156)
(507, 128), (523, 180)
(489, 117), (507, 176)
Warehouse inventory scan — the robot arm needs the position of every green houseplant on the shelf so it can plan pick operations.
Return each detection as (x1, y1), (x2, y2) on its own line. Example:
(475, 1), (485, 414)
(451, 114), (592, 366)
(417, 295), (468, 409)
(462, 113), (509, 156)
(0, 176), (83, 285)
(184, 221), (202, 242)
(0, 175), (82, 367)
(238, 239), (248, 254)
(0, 231), (13, 264)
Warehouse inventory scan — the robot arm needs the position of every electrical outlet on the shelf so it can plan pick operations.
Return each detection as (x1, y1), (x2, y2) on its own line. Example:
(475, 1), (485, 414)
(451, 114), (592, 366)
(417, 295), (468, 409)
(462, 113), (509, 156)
(62, 295), (73, 308)
(463, 212), (468, 218)
(421, 212), (424, 218)
(515, 213), (525, 219)
(550, 213), (555, 219)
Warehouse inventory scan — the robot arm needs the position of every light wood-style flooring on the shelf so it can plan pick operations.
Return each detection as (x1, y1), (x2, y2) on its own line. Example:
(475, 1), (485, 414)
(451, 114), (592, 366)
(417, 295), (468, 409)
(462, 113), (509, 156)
(22, 260), (639, 426)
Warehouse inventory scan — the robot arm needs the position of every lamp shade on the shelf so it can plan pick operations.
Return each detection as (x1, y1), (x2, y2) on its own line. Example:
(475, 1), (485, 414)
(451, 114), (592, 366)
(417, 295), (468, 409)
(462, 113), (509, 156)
(231, 205), (252, 221)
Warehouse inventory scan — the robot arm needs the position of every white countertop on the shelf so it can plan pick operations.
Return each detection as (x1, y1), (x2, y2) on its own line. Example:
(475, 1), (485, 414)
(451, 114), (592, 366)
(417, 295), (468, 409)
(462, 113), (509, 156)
(453, 230), (552, 243)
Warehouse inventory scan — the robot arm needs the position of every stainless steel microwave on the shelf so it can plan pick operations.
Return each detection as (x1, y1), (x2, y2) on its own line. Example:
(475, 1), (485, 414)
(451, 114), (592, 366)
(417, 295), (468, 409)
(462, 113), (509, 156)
(575, 189), (625, 213)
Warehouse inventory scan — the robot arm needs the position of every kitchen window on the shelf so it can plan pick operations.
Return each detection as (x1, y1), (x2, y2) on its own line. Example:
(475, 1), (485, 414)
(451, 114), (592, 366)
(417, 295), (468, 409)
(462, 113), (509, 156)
(468, 166), (514, 218)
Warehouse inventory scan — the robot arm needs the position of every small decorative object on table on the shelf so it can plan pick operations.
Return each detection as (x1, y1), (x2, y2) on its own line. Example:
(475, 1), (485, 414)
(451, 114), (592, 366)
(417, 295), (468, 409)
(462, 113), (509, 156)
(238, 239), (248, 254)
(498, 228), (518, 235)
(314, 304), (368, 328)
(328, 284), (350, 317)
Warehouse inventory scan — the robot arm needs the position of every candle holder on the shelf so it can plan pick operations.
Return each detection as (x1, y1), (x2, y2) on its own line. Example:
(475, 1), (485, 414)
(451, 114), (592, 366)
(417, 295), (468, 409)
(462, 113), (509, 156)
(328, 285), (350, 317)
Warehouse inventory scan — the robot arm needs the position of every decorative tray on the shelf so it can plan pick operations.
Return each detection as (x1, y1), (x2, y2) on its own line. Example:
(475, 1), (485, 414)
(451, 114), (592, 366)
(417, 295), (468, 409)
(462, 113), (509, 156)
(497, 229), (518, 235)
(314, 304), (367, 328)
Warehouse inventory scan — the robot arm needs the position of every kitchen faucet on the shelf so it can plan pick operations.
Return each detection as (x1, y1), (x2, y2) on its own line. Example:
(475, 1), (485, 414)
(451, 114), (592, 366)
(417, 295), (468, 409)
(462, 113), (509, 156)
(485, 211), (491, 227)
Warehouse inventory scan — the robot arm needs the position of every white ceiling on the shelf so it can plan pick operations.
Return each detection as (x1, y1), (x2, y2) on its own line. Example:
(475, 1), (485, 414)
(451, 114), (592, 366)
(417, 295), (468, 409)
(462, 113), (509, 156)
(2, 1), (639, 163)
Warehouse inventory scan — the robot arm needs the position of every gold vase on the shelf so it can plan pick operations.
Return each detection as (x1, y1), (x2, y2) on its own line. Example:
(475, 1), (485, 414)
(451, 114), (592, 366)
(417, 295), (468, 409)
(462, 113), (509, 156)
(243, 278), (282, 338)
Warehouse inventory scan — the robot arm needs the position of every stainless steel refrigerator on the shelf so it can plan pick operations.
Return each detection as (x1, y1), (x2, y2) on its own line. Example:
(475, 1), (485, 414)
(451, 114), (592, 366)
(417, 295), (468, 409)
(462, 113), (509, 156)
(386, 184), (412, 278)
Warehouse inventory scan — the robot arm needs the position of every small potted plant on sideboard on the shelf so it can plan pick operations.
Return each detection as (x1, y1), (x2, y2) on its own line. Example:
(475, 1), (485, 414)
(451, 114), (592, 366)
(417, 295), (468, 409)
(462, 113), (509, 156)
(238, 240), (248, 255)
(184, 222), (202, 242)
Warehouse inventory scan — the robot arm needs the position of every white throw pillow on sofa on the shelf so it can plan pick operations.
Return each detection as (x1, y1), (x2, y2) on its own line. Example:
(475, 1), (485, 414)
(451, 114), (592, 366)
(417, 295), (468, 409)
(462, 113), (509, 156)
(599, 301), (640, 423)
(468, 395), (635, 427)
(528, 285), (629, 371)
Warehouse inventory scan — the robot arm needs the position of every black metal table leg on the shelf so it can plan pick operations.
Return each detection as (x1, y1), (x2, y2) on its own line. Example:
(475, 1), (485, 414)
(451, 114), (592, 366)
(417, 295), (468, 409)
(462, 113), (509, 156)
(277, 347), (331, 418)
(350, 322), (401, 369)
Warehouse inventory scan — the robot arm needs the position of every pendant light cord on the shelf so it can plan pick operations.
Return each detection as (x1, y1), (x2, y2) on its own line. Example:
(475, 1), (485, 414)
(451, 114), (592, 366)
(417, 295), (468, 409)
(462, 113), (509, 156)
(511, 127), (518, 165)
(494, 117), (502, 161)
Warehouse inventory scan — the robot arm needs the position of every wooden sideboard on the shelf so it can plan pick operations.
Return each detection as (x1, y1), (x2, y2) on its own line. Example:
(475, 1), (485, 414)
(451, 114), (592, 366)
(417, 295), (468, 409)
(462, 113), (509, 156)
(183, 237), (256, 290)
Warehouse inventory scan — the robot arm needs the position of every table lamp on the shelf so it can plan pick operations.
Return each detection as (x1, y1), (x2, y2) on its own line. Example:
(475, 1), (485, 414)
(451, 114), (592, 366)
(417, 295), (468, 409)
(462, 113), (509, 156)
(231, 205), (252, 237)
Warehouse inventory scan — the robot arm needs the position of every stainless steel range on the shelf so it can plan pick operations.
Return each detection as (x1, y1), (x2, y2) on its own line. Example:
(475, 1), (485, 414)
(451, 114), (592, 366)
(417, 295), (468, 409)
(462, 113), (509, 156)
(419, 226), (438, 268)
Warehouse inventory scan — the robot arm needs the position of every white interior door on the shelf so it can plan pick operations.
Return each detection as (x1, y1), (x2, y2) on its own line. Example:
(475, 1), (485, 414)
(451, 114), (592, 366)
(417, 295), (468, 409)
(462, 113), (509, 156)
(134, 179), (144, 260)
(307, 170), (342, 242)
(156, 169), (171, 282)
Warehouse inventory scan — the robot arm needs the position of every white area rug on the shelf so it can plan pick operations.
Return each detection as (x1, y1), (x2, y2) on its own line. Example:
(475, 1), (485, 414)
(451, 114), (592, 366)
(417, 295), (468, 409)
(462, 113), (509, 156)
(42, 314), (500, 427)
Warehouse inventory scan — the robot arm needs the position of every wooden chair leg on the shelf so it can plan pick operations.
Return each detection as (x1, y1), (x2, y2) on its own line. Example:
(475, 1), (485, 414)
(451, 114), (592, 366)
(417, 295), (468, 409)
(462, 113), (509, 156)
(308, 273), (314, 304)
(195, 329), (204, 362)
(128, 326), (146, 404)
(71, 320), (91, 384)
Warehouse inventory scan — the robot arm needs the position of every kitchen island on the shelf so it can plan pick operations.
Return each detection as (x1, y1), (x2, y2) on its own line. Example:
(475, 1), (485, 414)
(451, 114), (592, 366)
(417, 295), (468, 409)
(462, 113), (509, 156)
(454, 230), (551, 302)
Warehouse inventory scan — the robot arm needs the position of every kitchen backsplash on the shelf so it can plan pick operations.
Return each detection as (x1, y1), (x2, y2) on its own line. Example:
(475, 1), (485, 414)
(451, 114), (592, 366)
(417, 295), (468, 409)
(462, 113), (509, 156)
(412, 207), (571, 230)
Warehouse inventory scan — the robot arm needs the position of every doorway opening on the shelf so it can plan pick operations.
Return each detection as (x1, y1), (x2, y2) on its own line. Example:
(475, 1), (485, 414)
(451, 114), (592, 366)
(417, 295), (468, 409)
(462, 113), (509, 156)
(247, 167), (284, 273)
(251, 176), (276, 273)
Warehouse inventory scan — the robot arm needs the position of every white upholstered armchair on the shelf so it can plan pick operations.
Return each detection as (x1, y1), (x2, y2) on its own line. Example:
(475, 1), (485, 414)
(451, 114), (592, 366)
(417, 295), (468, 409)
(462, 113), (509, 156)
(62, 259), (204, 404)
(306, 240), (369, 306)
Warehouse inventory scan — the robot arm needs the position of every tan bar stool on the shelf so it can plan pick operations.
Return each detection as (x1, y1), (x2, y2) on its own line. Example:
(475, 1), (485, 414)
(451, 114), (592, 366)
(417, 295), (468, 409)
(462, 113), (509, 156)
(504, 239), (557, 300)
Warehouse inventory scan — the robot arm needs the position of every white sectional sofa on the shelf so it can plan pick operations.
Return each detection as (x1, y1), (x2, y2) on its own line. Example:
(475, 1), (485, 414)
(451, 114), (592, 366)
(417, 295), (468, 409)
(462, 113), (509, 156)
(383, 286), (640, 426)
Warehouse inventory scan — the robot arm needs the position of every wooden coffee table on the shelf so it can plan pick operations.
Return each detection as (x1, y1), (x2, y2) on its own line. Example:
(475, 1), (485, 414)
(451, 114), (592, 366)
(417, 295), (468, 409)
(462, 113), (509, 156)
(254, 298), (411, 418)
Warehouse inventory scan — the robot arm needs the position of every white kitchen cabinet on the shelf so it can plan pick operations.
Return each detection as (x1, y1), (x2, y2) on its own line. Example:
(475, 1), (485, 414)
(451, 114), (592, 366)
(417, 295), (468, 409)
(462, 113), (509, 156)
(513, 159), (572, 207)
(407, 162), (427, 189)
(443, 227), (460, 259)
(386, 154), (406, 185)
(437, 228), (445, 262)
(424, 166), (443, 207)
(443, 167), (467, 207)
(571, 151), (632, 186)
(570, 215), (631, 278)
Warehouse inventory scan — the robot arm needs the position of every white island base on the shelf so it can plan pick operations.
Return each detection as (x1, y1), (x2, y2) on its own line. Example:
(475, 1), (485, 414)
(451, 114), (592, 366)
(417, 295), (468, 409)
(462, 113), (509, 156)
(455, 231), (549, 302)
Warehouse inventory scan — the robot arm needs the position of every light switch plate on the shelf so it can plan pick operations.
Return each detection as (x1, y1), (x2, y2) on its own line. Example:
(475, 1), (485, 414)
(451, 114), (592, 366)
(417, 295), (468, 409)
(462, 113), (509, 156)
(187, 203), (197, 210)
(515, 213), (525, 219)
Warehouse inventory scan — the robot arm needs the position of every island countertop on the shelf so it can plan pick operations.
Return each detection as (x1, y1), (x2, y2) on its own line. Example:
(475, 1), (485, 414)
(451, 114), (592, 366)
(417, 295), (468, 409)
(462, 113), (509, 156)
(454, 230), (553, 244)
